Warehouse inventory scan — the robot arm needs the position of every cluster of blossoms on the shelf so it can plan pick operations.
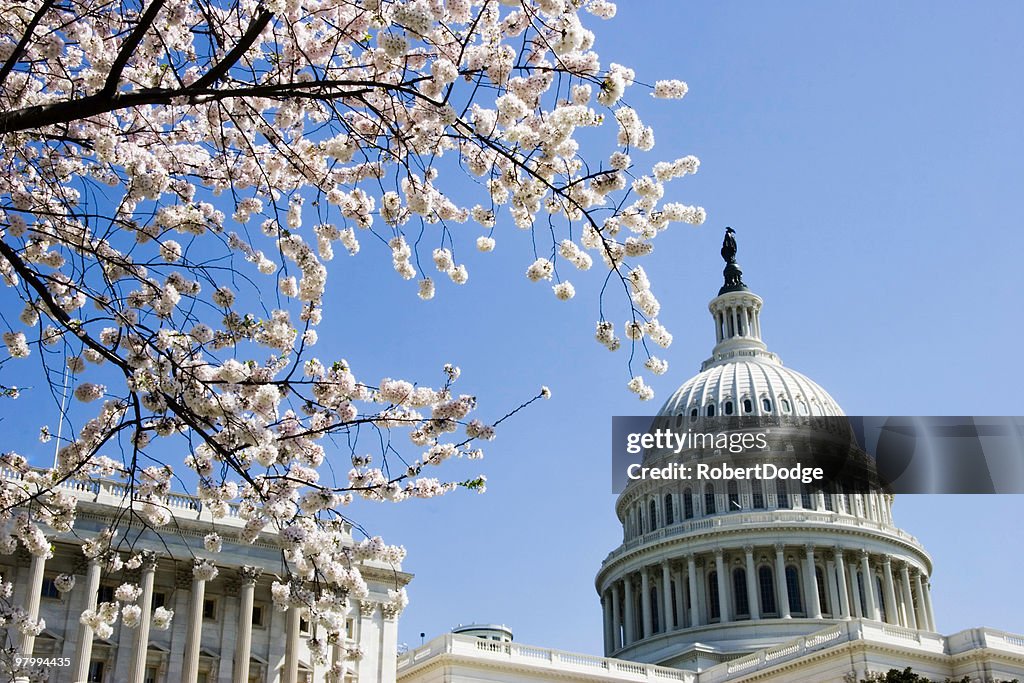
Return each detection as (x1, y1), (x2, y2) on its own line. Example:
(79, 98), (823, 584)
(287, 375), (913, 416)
(0, 0), (705, 651)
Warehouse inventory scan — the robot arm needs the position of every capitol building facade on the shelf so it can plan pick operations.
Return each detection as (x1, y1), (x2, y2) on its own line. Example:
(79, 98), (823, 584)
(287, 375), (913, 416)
(5, 235), (1024, 683)
(395, 237), (1024, 683)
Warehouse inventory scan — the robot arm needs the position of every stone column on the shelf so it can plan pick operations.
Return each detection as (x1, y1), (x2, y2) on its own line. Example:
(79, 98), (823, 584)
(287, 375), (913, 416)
(673, 565), (685, 629)
(603, 591), (613, 653)
(848, 560), (863, 618)
(804, 545), (822, 619)
(714, 550), (728, 622)
(923, 578), (936, 631)
(611, 582), (622, 650)
(900, 564), (918, 630)
(623, 575), (635, 645)
(774, 544), (791, 619)
(661, 562), (673, 632)
(744, 546), (759, 620)
(640, 566), (652, 639)
(860, 551), (878, 621)
(283, 605), (301, 683)
(20, 552), (47, 656)
(234, 566), (262, 683)
(686, 556), (701, 627)
(129, 552), (158, 683)
(881, 557), (899, 625)
(181, 559), (214, 683)
(833, 549), (851, 619)
(72, 557), (103, 683)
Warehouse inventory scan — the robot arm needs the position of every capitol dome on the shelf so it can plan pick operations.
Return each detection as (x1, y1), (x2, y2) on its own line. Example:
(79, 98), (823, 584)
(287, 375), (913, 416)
(595, 230), (935, 672)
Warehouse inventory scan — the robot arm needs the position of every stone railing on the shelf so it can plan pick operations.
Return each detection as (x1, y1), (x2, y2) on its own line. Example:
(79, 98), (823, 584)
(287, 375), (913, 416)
(397, 633), (695, 681)
(604, 509), (924, 566)
(700, 620), (948, 683)
(0, 465), (242, 520)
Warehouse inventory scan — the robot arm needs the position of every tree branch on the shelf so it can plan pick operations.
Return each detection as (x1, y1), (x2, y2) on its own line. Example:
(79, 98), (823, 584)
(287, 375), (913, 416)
(188, 8), (274, 92)
(101, 0), (168, 98)
(0, 0), (56, 87)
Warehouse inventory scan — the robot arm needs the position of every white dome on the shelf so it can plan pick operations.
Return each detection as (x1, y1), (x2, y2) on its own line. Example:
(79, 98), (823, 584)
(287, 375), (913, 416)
(657, 357), (844, 418)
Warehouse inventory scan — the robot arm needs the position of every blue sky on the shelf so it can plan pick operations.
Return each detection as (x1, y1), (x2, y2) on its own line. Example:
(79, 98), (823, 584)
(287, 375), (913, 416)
(363, 1), (1024, 653)
(3, 0), (1023, 659)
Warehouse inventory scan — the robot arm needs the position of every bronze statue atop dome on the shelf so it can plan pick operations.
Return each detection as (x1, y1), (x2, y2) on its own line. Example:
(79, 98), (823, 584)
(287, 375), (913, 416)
(719, 226), (748, 294)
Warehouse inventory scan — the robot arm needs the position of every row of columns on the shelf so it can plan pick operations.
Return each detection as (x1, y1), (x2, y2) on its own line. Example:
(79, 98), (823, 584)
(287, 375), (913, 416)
(625, 488), (895, 540)
(600, 544), (936, 654)
(13, 551), (320, 683)
(713, 302), (761, 343)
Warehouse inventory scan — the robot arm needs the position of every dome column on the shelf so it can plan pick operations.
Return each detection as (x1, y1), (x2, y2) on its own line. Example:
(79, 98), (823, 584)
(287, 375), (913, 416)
(833, 548), (851, 619)
(744, 546), (760, 620)
(673, 565), (685, 629)
(640, 567), (652, 638)
(603, 590), (614, 653)
(860, 551), (879, 621)
(661, 562), (673, 632)
(714, 550), (729, 623)
(804, 545), (823, 619)
(900, 564), (918, 630)
(881, 557), (899, 626)
(687, 555), (701, 627)
(611, 582), (622, 650)
(848, 559), (864, 618)
(623, 575), (635, 645)
(923, 578), (936, 631)
(774, 545), (791, 619)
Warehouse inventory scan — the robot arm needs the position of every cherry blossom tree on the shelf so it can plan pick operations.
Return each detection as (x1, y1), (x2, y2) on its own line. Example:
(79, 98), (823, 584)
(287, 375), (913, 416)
(0, 0), (704, 677)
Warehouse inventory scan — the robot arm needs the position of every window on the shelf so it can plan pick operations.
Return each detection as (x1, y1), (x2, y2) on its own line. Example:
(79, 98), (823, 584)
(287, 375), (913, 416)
(664, 494), (674, 526)
(822, 488), (834, 511)
(727, 480), (740, 511)
(40, 577), (61, 599)
(857, 571), (867, 617)
(704, 483), (716, 515)
(781, 398), (791, 413)
(816, 566), (830, 616)
(650, 587), (660, 634)
(752, 480), (765, 509)
(252, 603), (267, 628)
(706, 404), (715, 417)
(759, 566), (776, 615)
(300, 616), (311, 635)
(88, 661), (104, 683)
(202, 598), (218, 621)
(690, 407), (698, 420)
(743, 398), (753, 414)
(649, 499), (658, 531)
(708, 571), (720, 621)
(776, 479), (791, 509)
(98, 585), (115, 604)
(733, 568), (749, 618)
(800, 487), (813, 510)
(145, 667), (159, 683)
(785, 565), (803, 614)
(683, 489), (693, 519)
(724, 400), (734, 415)
(762, 398), (772, 412)
(876, 577), (886, 622)
(152, 592), (166, 610)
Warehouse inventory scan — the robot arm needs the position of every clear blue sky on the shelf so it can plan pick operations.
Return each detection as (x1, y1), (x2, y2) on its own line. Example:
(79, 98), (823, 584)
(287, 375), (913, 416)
(362, 1), (1024, 653)
(3, 0), (1023, 658)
